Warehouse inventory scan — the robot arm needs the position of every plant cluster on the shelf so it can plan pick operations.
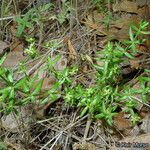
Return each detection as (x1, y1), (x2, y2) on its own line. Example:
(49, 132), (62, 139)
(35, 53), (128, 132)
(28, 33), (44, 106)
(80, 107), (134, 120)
(16, 0), (71, 38)
(1, 7), (150, 126)
(40, 21), (150, 125)
(0, 54), (43, 114)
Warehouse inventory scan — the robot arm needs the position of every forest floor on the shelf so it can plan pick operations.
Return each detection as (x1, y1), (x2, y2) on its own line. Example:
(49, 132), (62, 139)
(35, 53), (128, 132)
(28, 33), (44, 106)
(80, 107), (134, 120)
(1, 0), (150, 150)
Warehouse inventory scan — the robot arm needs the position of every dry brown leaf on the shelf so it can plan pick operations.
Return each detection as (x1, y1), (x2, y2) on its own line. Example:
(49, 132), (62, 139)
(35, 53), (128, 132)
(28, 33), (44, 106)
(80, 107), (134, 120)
(137, 5), (150, 53)
(54, 56), (67, 71)
(42, 76), (56, 91)
(0, 41), (9, 55)
(3, 51), (24, 68)
(82, 65), (88, 73)
(87, 10), (105, 24)
(113, 0), (138, 13)
(81, 19), (99, 30)
(129, 59), (140, 69)
(68, 40), (77, 60)
(95, 24), (107, 36)
(107, 18), (136, 41)
(113, 112), (132, 132)
(85, 54), (93, 64)
(10, 39), (23, 52)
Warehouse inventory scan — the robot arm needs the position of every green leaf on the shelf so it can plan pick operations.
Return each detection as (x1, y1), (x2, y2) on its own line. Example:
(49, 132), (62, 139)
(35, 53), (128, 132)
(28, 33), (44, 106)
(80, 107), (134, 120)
(124, 52), (134, 59)
(0, 142), (7, 150)
(16, 25), (25, 37)
(8, 98), (15, 112)
(95, 113), (105, 119)
(140, 77), (150, 82)
(140, 31), (150, 34)
(9, 88), (15, 99)
(80, 106), (88, 117)
(41, 97), (49, 104)
(107, 119), (113, 126)
(15, 77), (30, 93)
(7, 71), (13, 83)
(0, 53), (7, 66)
(41, 3), (54, 11)
(32, 79), (43, 95)
(129, 27), (134, 41)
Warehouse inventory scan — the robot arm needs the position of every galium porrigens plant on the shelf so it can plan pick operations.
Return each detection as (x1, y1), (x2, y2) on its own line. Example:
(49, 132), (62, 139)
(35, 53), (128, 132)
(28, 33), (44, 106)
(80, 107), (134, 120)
(0, 53), (43, 114)
(78, 20), (150, 125)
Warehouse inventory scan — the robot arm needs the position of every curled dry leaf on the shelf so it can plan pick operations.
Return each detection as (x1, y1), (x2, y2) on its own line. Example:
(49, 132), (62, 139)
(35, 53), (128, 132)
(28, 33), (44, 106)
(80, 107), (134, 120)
(68, 40), (77, 60)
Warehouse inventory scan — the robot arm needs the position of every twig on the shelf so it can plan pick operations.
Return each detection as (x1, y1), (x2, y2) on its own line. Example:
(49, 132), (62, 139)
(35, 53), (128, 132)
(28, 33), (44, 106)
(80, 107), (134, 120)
(49, 131), (63, 150)
(83, 116), (92, 141)
(40, 131), (63, 150)
(0, 15), (24, 21)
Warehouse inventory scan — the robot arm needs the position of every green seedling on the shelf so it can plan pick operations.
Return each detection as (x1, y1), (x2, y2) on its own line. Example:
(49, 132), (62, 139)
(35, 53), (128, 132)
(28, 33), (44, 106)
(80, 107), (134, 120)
(25, 38), (38, 58)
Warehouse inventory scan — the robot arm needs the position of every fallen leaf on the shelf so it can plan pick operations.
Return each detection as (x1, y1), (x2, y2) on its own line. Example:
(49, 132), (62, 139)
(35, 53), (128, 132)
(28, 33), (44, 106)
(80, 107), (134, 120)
(3, 51), (24, 68)
(140, 114), (150, 134)
(129, 59), (140, 69)
(81, 18), (99, 30)
(54, 56), (67, 71)
(0, 41), (9, 55)
(113, 112), (132, 132)
(42, 76), (56, 91)
(113, 0), (138, 13)
(68, 40), (77, 60)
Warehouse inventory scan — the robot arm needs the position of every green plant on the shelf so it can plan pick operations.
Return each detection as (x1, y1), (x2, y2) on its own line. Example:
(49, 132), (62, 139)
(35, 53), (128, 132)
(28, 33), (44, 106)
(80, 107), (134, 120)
(25, 38), (38, 58)
(124, 20), (150, 55)
(16, 3), (53, 37)
(0, 54), (43, 114)
(0, 142), (7, 150)
(16, 9), (36, 37)
(39, 21), (150, 126)
(1, 18), (150, 126)
(92, 0), (114, 12)
(57, 0), (71, 24)
(44, 39), (62, 51)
